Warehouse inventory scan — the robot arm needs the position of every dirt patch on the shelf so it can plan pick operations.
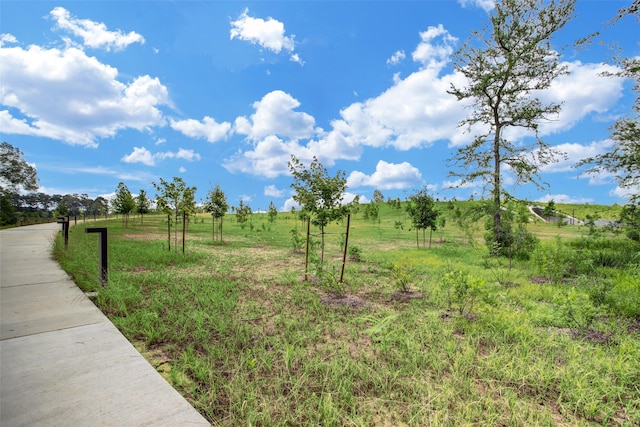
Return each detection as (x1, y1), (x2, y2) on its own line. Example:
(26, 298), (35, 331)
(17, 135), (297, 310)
(529, 277), (552, 284)
(321, 293), (367, 310)
(121, 233), (164, 241)
(391, 289), (424, 302)
(548, 327), (614, 345)
(627, 318), (640, 334)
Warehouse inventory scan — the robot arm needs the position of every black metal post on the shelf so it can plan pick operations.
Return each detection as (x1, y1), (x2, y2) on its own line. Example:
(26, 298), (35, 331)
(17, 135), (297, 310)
(85, 227), (108, 285)
(57, 216), (70, 249)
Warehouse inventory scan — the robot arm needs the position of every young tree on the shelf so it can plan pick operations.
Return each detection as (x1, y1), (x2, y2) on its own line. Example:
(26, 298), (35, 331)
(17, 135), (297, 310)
(204, 184), (229, 241)
(289, 155), (348, 262)
(112, 182), (135, 227)
(448, 0), (575, 254)
(235, 199), (252, 228)
(153, 177), (197, 253)
(405, 188), (439, 248)
(541, 199), (556, 222)
(372, 189), (385, 204)
(268, 201), (278, 224)
(136, 189), (151, 224)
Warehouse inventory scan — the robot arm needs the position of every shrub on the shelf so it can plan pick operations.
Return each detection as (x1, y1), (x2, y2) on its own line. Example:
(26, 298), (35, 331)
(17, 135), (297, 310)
(347, 245), (363, 262)
(443, 270), (486, 315)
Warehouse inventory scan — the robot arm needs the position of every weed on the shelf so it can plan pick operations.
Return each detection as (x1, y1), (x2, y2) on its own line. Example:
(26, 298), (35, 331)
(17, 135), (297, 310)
(390, 263), (414, 292)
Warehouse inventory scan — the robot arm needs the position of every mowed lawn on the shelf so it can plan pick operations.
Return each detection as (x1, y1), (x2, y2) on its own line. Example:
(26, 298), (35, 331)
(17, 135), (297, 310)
(55, 202), (639, 426)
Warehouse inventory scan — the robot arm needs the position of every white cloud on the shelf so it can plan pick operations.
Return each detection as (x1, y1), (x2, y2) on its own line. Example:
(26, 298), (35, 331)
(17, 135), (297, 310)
(536, 194), (594, 204)
(282, 197), (300, 212)
(457, 0), (494, 12)
(230, 8), (302, 64)
(537, 62), (626, 135)
(0, 33), (17, 46)
(347, 160), (423, 190)
(122, 147), (155, 166)
(224, 28), (629, 182)
(264, 184), (285, 197)
(224, 135), (308, 178)
(235, 90), (316, 141)
(170, 116), (232, 143)
(412, 24), (458, 68)
(387, 50), (406, 65)
(121, 147), (201, 166)
(50, 7), (145, 51)
(178, 166), (187, 173)
(610, 185), (640, 201)
(540, 140), (614, 173)
(0, 42), (169, 146)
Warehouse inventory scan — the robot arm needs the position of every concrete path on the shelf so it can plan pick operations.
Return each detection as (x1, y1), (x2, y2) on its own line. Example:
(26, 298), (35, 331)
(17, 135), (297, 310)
(1, 222), (210, 426)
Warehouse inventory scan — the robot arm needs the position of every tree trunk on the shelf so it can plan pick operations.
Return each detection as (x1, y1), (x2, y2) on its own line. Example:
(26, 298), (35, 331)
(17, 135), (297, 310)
(167, 214), (171, 252)
(182, 213), (186, 254)
(493, 127), (502, 243)
(429, 228), (433, 248)
(304, 218), (310, 281)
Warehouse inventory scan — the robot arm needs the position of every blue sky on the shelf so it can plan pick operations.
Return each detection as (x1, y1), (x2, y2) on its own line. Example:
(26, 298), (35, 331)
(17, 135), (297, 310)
(1, 1), (638, 211)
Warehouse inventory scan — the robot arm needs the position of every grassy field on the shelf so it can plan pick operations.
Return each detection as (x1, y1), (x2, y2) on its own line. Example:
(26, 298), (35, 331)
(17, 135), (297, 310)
(54, 202), (639, 426)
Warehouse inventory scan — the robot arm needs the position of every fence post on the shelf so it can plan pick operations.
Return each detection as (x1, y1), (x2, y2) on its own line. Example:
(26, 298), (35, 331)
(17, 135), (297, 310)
(57, 216), (70, 249)
(85, 227), (108, 285)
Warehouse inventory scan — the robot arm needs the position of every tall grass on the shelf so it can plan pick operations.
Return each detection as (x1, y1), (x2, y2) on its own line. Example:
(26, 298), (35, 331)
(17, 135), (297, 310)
(53, 205), (640, 425)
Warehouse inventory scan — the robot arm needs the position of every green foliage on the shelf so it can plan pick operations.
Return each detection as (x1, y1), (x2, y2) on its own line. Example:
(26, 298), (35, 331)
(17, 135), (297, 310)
(135, 189), (151, 221)
(0, 142), (39, 226)
(204, 184), (228, 219)
(112, 182), (135, 227)
(0, 193), (17, 226)
(290, 227), (304, 253)
(204, 184), (228, 241)
(372, 189), (385, 203)
(390, 263), (414, 292)
(347, 245), (363, 262)
(444, 270), (487, 315)
(153, 177), (197, 218)
(559, 286), (602, 331)
(604, 270), (640, 318)
(319, 264), (346, 297)
(288, 155), (348, 230)
(235, 199), (252, 228)
(406, 187), (439, 247)
(363, 202), (379, 220)
(267, 201), (278, 223)
(0, 141), (38, 193)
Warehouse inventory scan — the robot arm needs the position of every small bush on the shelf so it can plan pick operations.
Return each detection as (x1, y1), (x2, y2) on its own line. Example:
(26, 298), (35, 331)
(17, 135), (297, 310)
(443, 270), (486, 315)
(348, 245), (363, 262)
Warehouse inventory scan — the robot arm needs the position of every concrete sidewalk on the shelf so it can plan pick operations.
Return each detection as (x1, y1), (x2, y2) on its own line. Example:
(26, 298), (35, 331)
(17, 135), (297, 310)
(1, 222), (210, 426)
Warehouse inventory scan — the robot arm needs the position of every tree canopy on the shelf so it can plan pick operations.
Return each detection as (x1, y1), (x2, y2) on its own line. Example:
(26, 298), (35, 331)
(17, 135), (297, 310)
(0, 142), (38, 193)
(406, 188), (440, 248)
(289, 155), (348, 230)
(112, 182), (135, 227)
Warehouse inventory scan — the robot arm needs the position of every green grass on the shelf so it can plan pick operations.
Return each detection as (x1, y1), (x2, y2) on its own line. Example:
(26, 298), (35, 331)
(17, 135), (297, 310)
(53, 203), (640, 426)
